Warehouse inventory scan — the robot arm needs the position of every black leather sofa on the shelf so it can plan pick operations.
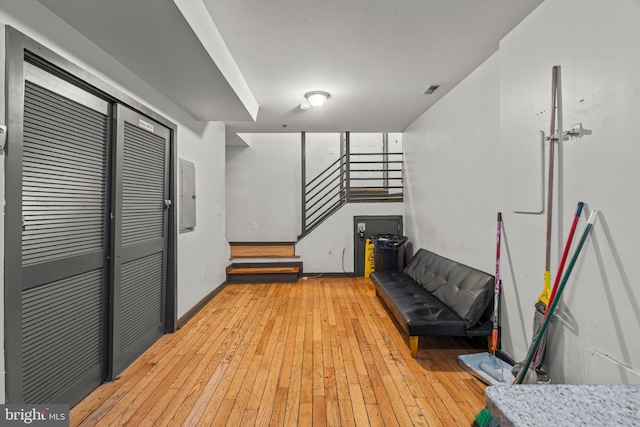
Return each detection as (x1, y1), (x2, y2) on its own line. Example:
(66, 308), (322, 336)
(370, 248), (495, 357)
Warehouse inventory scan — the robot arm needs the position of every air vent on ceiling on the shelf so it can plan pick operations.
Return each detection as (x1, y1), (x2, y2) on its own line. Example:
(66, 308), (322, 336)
(423, 85), (440, 95)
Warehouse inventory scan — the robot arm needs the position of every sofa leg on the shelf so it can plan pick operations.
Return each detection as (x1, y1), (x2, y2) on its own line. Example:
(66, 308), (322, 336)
(409, 336), (419, 357)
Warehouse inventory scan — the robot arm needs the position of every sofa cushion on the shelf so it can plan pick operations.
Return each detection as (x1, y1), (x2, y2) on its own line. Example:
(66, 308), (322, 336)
(403, 249), (494, 326)
(372, 270), (467, 336)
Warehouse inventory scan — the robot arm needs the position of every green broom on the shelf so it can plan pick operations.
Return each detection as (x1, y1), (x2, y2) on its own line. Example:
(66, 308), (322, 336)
(473, 209), (599, 426)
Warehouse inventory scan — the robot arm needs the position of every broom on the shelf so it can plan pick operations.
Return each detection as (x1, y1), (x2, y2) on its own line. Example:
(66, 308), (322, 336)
(539, 65), (560, 307)
(514, 209), (599, 384)
(529, 201), (584, 367)
(527, 65), (559, 378)
(491, 212), (502, 354)
(473, 209), (598, 426)
(546, 202), (584, 314)
(512, 201), (584, 377)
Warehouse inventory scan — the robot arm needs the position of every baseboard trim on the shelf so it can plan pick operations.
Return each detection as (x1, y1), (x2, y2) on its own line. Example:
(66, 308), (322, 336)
(300, 272), (355, 278)
(229, 241), (296, 246)
(177, 282), (228, 329)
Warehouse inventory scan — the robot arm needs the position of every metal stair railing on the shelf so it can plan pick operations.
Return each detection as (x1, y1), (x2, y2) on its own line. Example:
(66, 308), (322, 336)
(299, 151), (403, 239)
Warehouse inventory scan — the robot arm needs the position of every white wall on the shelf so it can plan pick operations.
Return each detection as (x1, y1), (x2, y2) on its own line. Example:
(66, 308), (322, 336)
(0, 17), (6, 404)
(224, 130), (406, 271)
(226, 133), (301, 241)
(404, 0), (640, 384)
(176, 122), (229, 317)
(296, 202), (404, 274)
(498, 0), (640, 384)
(1, 0), (230, 399)
(403, 52), (501, 271)
(305, 133), (341, 181)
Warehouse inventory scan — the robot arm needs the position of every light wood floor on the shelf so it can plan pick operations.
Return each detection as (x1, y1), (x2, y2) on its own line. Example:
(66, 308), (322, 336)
(71, 278), (488, 426)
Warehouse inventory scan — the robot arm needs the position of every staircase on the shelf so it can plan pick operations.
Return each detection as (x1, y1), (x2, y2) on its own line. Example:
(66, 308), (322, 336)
(226, 243), (302, 284)
(300, 150), (403, 239)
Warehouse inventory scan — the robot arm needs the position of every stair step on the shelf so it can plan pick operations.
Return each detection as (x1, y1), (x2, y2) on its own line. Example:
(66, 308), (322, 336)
(341, 195), (403, 202)
(226, 260), (302, 284)
(228, 266), (299, 275)
(230, 243), (297, 259)
(343, 188), (389, 194)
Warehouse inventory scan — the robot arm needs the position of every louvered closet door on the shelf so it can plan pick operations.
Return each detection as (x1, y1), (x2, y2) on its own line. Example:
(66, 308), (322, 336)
(20, 63), (110, 404)
(111, 105), (169, 376)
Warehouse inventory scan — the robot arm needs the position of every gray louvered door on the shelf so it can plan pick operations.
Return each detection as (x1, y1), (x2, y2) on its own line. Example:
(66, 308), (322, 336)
(20, 63), (110, 405)
(111, 105), (169, 376)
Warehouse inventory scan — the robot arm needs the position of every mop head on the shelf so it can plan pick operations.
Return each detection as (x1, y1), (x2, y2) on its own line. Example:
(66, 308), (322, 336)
(472, 408), (502, 427)
(511, 301), (551, 383)
(458, 352), (515, 386)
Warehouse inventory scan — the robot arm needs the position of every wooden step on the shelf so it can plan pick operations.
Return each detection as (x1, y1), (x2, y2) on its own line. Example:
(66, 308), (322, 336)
(341, 195), (403, 202)
(226, 261), (302, 284)
(230, 243), (297, 259)
(343, 188), (390, 194)
(228, 266), (299, 275)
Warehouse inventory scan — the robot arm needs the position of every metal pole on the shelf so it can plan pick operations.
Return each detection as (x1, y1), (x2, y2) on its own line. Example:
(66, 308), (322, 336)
(382, 132), (389, 191)
(301, 132), (306, 235)
(345, 132), (351, 202)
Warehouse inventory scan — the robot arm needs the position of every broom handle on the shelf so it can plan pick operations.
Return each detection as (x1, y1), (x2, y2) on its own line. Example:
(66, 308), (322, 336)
(515, 209), (599, 385)
(541, 66), (559, 304)
(491, 212), (502, 353)
(532, 201), (584, 365)
(547, 202), (584, 312)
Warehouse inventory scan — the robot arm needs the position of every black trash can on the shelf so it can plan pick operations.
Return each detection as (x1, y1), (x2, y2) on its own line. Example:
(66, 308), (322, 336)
(371, 234), (408, 272)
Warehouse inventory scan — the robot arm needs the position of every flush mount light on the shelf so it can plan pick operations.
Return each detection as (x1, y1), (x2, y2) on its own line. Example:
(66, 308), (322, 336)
(305, 91), (331, 107)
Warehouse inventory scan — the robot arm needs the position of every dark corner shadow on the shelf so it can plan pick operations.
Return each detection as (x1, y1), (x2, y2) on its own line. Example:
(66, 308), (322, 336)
(551, 300), (579, 336)
(590, 211), (639, 365)
(184, 119), (214, 138)
(500, 220), (529, 341)
(225, 142), (250, 162)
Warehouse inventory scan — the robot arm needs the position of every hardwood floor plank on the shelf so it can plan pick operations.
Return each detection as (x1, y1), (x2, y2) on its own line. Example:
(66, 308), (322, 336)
(298, 402), (313, 426)
(283, 282), (307, 426)
(313, 395), (327, 426)
(226, 286), (282, 425)
(349, 384), (370, 427)
(365, 404), (385, 427)
(414, 397), (445, 427)
(71, 278), (489, 427)
(301, 282), (315, 405)
(75, 362), (155, 426)
(198, 288), (274, 424)
(255, 288), (293, 426)
(182, 364), (229, 425)
(208, 399), (235, 427)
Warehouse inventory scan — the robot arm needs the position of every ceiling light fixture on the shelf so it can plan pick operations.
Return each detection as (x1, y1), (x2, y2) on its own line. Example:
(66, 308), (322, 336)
(305, 91), (331, 107)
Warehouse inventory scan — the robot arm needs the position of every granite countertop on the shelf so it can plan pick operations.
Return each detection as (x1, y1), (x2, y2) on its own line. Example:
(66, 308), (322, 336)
(485, 384), (640, 426)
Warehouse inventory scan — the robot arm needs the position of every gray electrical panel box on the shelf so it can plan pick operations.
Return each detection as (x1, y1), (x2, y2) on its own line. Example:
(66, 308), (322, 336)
(179, 159), (196, 232)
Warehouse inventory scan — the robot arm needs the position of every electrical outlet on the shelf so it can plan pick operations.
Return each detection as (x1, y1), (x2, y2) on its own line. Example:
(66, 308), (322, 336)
(327, 245), (333, 254)
(251, 222), (258, 230)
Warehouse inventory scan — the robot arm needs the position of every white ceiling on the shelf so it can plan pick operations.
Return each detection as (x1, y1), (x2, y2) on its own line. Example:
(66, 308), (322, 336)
(37, 0), (543, 135)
